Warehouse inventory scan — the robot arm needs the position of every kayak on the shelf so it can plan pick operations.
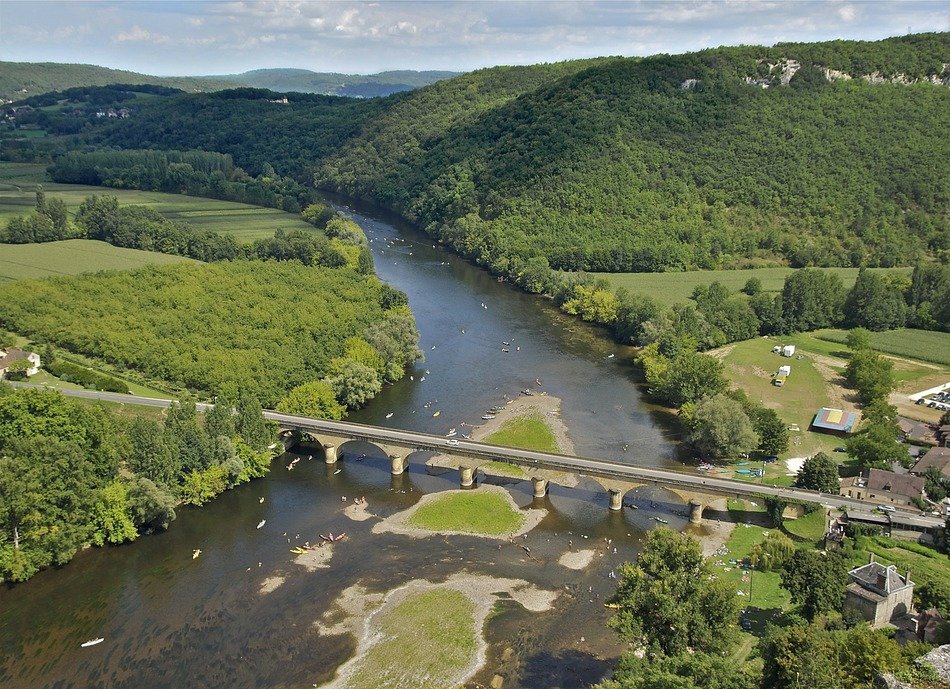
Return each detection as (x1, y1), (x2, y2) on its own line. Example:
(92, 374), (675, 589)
(81, 638), (104, 647)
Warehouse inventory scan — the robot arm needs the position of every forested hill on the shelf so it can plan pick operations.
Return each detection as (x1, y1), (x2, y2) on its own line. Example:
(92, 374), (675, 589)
(87, 33), (949, 273)
(0, 62), (456, 101)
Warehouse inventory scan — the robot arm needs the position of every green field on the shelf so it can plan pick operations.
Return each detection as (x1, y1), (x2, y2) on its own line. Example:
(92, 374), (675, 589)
(484, 410), (560, 453)
(781, 509), (827, 543)
(714, 522), (791, 613)
(342, 588), (477, 689)
(0, 239), (195, 282)
(408, 490), (525, 535)
(815, 328), (950, 367)
(594, 267), (912, 308)
(0, 163), (319, 241)
(716, 336), (846, 461)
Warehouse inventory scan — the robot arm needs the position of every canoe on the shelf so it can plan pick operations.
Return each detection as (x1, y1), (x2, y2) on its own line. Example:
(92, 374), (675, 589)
(81, 638), (104, 647)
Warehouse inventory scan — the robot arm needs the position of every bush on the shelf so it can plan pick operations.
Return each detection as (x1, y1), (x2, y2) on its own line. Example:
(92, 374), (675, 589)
(46, 360), (130, 393)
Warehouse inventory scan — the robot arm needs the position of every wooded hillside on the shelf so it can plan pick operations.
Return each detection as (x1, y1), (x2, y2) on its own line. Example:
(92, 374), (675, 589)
(58, 33), (950, 274)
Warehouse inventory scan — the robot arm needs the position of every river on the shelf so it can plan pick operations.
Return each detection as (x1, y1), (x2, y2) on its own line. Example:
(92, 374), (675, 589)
(0, 202), (688, 689)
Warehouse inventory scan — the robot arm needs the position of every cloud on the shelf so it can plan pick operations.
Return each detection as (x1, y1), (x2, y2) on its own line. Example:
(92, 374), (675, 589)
(1, 0), (947, 75)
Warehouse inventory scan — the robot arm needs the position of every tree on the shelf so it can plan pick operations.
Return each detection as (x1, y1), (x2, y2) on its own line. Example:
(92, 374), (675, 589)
(687, 394), (759, 460)
(750, 531), (796, 571)
(164, 399), (210, 474)
(127, 477), (176, 532)
(781, 269), (845, 332)
(760, 624), (845, 689)
(741, 277), (762, 296)
(90, 480), (137, 546)
(277, 380), (345, 420)
(204, 398), (235, 442)
(749, 406), (789, 455)
(650, 351), (727, 407)
(780, 550), (847, 621)
(923, 466), (949, 502)
(608, 529), (740, 657)
(127, 417), (179, 487)
(795, 452), (840, 493)
(845, 348), (894, 405)
(846, 421), (905, 470)
(595, 652), (757, 689)
(613, 289), (661, 345)
(323, 359), (382, 409)
(845, 327), (872, 352)
(844, 269), (907, 331)
(234, 394), (273, 451)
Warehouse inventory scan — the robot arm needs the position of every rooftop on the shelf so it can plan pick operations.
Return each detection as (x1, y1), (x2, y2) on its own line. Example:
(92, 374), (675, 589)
(812, 407), (859, 433)
(848, 561), (913, 596)
(911, 447), (950, 478)
(865, 468), (925, 500)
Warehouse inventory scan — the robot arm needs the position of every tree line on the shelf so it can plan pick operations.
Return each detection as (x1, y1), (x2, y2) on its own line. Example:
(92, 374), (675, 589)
(0, 386), (273, 583)
(2, 189), (374, 271)
(49, 149), (316, 214)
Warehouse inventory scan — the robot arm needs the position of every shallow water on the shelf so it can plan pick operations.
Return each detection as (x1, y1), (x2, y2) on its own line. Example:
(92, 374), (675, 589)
(0, 201), (689, 689)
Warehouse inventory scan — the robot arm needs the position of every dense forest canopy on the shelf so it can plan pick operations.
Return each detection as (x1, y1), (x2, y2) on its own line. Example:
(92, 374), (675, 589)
(0, 261), (399, 406)
(70, 33), (948, 275)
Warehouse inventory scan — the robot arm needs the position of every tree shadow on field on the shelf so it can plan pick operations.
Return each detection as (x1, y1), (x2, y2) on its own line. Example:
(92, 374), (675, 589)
(518, 648), (616, 689)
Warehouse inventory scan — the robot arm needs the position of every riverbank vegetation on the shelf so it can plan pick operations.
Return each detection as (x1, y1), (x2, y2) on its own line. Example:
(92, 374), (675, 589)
(0, 385), (273, 583)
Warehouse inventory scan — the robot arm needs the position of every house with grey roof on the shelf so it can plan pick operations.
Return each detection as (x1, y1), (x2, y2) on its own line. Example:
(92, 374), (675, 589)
(840, 468), (925, 507)
(0, 348), (40, 378)
(912, 446), (950, 478)
(843, 554), (914, 628)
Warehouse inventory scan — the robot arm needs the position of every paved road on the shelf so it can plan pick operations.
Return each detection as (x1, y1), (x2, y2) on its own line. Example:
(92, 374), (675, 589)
(16, 384), (943, 525)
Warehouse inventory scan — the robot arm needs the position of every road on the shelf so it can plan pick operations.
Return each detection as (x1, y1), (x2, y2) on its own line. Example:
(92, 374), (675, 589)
(16, 384), (943, 525)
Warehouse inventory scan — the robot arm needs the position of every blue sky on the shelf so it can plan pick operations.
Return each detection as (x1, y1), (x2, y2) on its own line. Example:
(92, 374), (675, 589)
(2, 1), (947, 75)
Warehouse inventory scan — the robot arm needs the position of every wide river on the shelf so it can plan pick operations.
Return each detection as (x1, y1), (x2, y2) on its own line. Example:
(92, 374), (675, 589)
(0, 202), (690, 689)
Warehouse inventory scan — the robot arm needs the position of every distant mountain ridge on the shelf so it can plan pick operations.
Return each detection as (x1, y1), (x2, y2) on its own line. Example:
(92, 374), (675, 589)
(0, 62), (458, 101)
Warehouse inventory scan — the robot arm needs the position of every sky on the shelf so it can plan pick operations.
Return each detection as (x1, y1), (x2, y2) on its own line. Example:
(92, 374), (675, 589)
(2, 1), (948, 76)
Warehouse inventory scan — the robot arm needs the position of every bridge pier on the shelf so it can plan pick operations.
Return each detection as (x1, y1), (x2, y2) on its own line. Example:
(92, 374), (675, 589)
(608, 489), (623, 511)
(459, 466), (475, 488)
(390, 454), (408, 475)
(689, 499), (704, 524)
(532, 478), (549, 498)
(323, 444), (338, 465)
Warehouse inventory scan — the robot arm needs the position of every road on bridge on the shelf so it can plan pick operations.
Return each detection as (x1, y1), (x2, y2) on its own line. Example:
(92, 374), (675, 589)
(14, 384), (943, 527)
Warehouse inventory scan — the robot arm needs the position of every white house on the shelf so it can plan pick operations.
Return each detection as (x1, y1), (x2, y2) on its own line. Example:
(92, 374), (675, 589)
(0, 348), (41, 377)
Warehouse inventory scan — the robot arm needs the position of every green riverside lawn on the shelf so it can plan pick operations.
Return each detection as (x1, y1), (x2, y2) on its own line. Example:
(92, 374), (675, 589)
(481, 410), (561, 478)
(408, 491), (525, 535)
(0, 162), (320, 241)
(336, 588), (477, 689)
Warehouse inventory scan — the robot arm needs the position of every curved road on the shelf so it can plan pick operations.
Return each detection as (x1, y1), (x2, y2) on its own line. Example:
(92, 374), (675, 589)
(18, 384), (941, 525)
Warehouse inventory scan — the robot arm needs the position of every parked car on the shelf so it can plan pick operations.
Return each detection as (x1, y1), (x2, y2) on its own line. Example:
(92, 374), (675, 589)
(833, 447), (847, 453)
(741, 618), (753, 631)
(445, 439), (459, 446)
(877, 505), (896, 513)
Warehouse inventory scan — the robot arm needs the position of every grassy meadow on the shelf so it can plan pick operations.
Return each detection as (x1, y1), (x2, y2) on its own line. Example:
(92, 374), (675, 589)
(483, 411), (560, 453)
(342, 588), (477, 689)
(0, 162), (319, 241)
(594, 267), (912, 308)
(408, 490), (525, 535)
(0, 239), (195, 283)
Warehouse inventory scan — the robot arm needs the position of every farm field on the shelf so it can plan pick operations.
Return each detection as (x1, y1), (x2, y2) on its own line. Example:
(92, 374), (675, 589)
(594, 266), (912, 308)
(815, 328), (950, 367)
(0, 239), (195, 282)
(0, 162), (318, 241)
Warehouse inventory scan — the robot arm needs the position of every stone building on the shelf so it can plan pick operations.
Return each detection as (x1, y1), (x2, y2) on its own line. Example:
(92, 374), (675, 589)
(844, 554), (914, 628)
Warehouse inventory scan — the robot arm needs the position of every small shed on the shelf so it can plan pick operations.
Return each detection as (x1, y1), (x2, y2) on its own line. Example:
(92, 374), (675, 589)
(778, 365), (791, 376)
(782, 345), (796, 357)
